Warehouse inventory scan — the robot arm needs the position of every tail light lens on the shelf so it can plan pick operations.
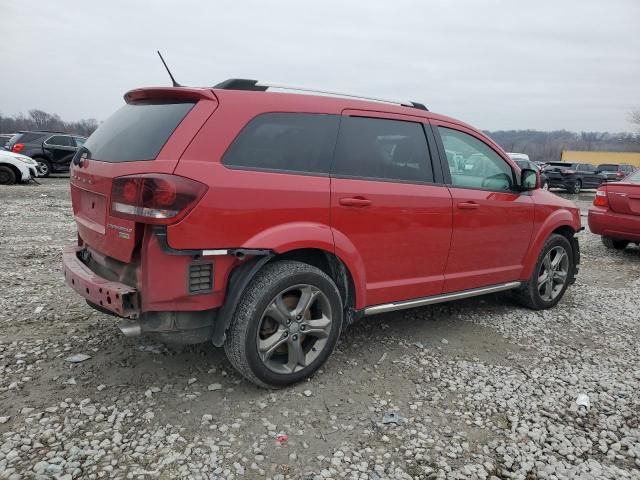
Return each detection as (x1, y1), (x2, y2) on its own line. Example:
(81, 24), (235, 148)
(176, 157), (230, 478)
(110, 174), (207, 225)
(12, 143), (24, 153)
(616, 171), (624, 178)
(560, 168), (575, 175)
(593, 189), (608, 207)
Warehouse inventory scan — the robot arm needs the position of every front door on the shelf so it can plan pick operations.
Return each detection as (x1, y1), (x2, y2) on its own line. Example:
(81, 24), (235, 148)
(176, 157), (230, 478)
(432, 122), (535, 292)
(330, 112), (453, 307)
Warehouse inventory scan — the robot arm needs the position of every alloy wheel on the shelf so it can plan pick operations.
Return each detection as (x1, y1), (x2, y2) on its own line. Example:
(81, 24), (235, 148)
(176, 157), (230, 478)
(36, 161), (49, 177)
(256, 284), (332, 374)
(537, 246), (570, 302)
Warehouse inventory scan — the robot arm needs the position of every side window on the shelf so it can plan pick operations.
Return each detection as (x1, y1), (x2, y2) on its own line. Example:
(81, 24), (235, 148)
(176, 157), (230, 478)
(332, 116), (433, 183)
(223, 113), (339, 174)
(438, 127), (513, 191)
(46, 135), (73, 147)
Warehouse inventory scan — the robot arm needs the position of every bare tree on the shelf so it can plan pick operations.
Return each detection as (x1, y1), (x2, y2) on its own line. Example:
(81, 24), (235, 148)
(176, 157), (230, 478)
(630, 109), (640, 131)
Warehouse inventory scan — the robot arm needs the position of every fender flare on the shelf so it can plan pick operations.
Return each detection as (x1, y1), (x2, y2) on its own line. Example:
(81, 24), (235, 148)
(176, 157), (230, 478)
(211, 222), (369, 345)
(521, 211), (580, 279)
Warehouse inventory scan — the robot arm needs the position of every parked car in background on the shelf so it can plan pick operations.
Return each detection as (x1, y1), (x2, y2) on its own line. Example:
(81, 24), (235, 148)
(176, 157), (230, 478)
(543, 162), (604, 193)
(589, 169), (640, 250)
(62, 80), (582, 388)
(0, 150), (39, 185)
(597, 163), (636, 182)
(6, 131), (87, 177)
(0, 134), (15, 150)
(508, 154), (549, 190)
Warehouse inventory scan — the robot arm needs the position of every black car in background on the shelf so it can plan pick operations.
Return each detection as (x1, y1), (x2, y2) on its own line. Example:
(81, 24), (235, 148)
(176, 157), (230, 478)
(6, 131), (86, 177)
(597, 163), (636, 182)
(543, 162), (604, 193)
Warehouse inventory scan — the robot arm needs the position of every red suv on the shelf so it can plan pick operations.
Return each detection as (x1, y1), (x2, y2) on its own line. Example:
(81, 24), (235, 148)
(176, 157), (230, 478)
(63, 80), (581, 387)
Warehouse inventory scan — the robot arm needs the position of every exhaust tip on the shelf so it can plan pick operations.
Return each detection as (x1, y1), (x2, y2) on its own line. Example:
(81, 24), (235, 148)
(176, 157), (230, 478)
(118, 321), (141, 337)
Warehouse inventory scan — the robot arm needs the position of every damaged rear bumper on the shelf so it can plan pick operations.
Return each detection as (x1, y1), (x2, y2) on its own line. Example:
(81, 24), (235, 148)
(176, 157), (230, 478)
(62, 246), (140, 318)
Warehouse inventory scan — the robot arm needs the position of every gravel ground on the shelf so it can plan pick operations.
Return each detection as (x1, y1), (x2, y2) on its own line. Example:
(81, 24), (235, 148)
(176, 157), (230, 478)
(1, 178), (639, 480)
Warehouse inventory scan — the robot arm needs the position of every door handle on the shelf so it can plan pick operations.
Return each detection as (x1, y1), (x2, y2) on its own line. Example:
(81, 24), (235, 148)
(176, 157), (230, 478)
(339, 197), (372, 207)
(457, 201), (480, 210)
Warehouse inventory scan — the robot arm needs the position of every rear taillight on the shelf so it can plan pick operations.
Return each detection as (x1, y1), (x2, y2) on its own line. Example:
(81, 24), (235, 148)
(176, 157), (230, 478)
(593, 189), (608, 207)
(560, 168), (575, 175)
(110, 174), (207, 225)
(616, 171), (624, 178)
(12, 143), (24, 153)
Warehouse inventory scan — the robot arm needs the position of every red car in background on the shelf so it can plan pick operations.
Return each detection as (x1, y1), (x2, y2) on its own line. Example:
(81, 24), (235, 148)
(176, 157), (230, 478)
(589, 169), (640, 249)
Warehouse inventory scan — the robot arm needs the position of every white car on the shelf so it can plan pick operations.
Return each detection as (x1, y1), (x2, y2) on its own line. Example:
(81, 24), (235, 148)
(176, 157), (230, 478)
(0, 151), (39, 185)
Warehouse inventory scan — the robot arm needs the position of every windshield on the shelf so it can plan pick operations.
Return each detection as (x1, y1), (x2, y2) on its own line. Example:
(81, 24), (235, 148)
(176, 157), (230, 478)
(598, 164), (618, 172)
(83, 101), (194, 162)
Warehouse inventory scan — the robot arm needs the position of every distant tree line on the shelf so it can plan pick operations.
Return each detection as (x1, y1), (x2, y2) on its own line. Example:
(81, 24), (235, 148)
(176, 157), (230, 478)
(484, 130), (639, 163)
(1, 109), (639, 162)
(0, 110), (98, 138)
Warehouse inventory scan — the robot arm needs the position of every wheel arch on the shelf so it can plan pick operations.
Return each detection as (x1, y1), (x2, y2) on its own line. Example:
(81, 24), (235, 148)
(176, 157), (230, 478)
(0, 163), (21, 184)
(212, 246), (364, 347)
(521, 213), (581, 280)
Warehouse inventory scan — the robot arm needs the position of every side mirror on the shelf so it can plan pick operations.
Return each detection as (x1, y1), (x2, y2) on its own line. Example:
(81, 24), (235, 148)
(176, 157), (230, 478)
(520, 168), (539, 191)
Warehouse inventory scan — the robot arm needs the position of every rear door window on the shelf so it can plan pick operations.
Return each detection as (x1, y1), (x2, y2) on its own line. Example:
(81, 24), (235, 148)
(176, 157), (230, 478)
(332, 116), (433, 183)
(223, 113), (339, 174)
(83, 102), (195, 162)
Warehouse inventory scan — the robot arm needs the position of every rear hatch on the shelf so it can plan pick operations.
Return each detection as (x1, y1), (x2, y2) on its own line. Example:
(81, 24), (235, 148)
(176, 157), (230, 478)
(598, 164), (620, 181)
(605, 175), (640, 216)
(70, 88), (218, 263)
(543, 162), (575, 181)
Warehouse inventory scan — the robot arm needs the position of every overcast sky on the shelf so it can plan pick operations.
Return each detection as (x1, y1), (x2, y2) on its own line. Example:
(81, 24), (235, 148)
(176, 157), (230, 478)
(1, 0), (639, 132)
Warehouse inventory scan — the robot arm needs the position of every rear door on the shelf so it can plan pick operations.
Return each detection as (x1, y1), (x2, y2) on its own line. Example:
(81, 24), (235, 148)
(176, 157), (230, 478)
(330, 111), (452, 307)
(69, 91), (218, 263)
(431, 121), (534, 292)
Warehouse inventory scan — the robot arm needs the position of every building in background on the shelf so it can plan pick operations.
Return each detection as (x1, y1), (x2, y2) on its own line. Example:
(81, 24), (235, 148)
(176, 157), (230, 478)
(561, 150), (640, 167)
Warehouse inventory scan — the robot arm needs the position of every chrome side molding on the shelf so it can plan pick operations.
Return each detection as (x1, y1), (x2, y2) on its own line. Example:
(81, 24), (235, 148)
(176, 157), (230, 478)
(364, 281), (522, 316)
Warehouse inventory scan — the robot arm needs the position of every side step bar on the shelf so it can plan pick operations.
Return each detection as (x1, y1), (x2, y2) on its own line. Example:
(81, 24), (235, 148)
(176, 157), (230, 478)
(364, 281), (522, 316)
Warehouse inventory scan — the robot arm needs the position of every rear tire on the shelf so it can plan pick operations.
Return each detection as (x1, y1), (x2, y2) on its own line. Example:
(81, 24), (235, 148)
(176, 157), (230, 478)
(35, 158), (51, 178)
(515, 234), (574, 310)
(542, 181), (550, 191)
(224, 261), (343, 388)
(602, 236), (629, 250)
(0, 165), (17, 185)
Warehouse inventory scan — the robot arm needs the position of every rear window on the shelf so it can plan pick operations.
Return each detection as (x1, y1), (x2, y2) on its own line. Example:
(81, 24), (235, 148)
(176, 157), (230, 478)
(223, 113), (339, 174)
(83, 102), (194, 162)
(546, 162), (575, 168)
(627, 170), (640, 183)
(598, 164), (618, 171)
(12, 132), (47, 144)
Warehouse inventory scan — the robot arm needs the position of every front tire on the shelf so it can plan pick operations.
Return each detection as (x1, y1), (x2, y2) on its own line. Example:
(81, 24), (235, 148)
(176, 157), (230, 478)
(0, 165), (17, 185)
(35, 158), (51, 178)
(515, 234), (574, 310)
(602, 236), (629, 250)
(224, 261), (343, 388)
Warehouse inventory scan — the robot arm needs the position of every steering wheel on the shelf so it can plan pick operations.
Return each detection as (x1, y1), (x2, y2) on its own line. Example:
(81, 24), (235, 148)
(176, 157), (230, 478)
(481, 173), (512, 190)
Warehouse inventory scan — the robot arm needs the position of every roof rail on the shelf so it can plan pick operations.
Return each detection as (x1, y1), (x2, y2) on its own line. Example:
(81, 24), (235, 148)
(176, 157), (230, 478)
(213, 78), (428, 111)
